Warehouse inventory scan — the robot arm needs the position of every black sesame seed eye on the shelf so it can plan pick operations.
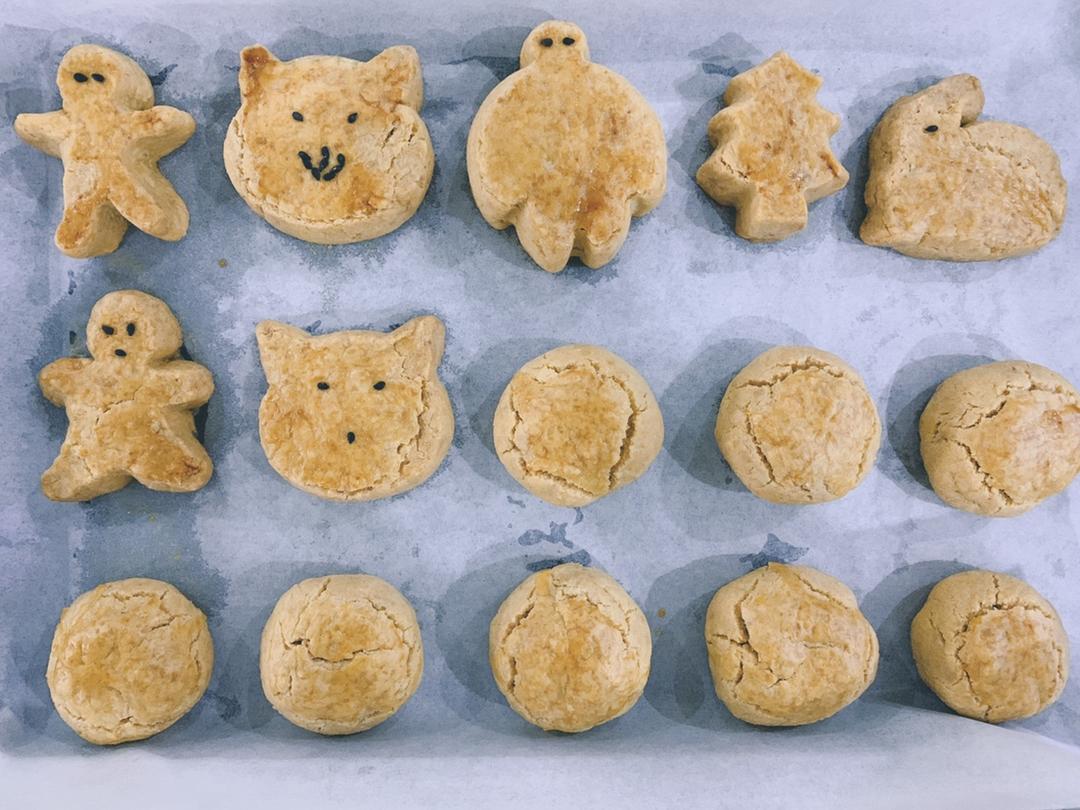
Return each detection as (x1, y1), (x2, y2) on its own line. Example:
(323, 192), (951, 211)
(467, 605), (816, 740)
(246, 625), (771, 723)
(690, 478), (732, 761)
(292, 111), (304, 122)
(114, 349), (127, 357)
(373, 380), (386, 390)
(101, 325), (115, 335)
(540, 37), (553, 47)
(562, 37), (575, 46)
(924, 125), (939, 133)
(92, 73), (105, 83)
(73, 73), (88, 83)
(126, 322), (135, 336)
(346, 431), (356, 444)
(347, 112), (358, 123)
(317, 381), (329, 390)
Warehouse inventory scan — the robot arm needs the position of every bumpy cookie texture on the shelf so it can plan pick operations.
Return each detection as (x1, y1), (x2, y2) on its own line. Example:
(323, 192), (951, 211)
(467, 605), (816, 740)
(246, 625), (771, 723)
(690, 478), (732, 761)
(861, 75), (1067, 261)
(715, 346), (880, 504)
(705, 563), (878, 726)
(492, 344), (664, 507)
(260, 575), (423, 735)
(38, 290), (214, 501)
(256, 315), (453, 501)
(224, 44), (434, 244)
(467, 20), (667, 272)
(489, 564), (651, 733)
(47, 578), (213, 745)
(911, 570), (1068, 723)
(13, 44), (195, 258)
(696, 51), (848, 241)
(919, 361), (1080, 516)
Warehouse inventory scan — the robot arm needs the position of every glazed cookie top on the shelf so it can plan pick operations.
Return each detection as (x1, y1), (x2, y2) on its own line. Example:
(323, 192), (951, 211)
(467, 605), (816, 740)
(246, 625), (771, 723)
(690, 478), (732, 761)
(911, 570), (1068, 723)
(47, 578), (213, 745)
(260, 574), (423, 735)
(466, 20), (666, 272)
(492, 344), (664, 507)
(715, 345), (880, 504)
(705, 563), (878, 726)
(489, 563), (651, 733)
(919, 361), (1080, 516)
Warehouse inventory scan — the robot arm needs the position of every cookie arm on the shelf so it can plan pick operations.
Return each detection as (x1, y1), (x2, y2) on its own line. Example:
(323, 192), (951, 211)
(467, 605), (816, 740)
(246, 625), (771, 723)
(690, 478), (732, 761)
(157, 361), (214, 408)
(38, 358), (91, 406)
(13, 110), (71, 157)
(129, 106), (196, 158)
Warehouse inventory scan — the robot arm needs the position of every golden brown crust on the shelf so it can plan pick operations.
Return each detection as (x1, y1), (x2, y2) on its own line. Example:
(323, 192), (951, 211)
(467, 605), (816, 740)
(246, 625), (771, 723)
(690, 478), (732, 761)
(919, 361), (1080, 516)
(466, 20), (666, 272)
(715, 345), (880, 504)
(224, 44), (434, 244)
(256, 315), (453, 501)
(705, 563), (878, 726)
(492, 344), (663, 507)
(13, 44), (194, 258)
(46, 578), (213, 745)
(38, 290), (214, 501)
(260, 574), (423, 735)
(911, 570), (1068, 722)
(696, 51), (848, 242)
(488, 564), (651, 733)
(860, 74), (1067, 261)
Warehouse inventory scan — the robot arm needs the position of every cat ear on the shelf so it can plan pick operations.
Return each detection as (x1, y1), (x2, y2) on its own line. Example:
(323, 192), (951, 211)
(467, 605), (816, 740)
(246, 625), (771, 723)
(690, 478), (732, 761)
(256, 320), (310, 385)
(239, 45), (279, 97)
(919, 74), (984, 126)
(390, 316), (444, 378)
(363, 45), (423, 110)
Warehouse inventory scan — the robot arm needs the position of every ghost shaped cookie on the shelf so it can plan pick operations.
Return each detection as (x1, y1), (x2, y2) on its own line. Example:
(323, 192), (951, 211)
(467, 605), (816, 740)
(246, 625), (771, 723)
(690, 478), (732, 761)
(38, 291), (214, 501)
(467, 20), (667, 272)
(861, 75), (1067, 260)
(13, 44), (195, 258)
(224, 45), (435, 244)
(696, 52), (848, 241)
(256, 316), (453, 500)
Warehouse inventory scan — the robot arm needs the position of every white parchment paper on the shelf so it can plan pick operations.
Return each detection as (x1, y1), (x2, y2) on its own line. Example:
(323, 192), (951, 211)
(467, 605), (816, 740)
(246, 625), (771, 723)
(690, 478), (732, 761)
(1, 0), (1079, 807)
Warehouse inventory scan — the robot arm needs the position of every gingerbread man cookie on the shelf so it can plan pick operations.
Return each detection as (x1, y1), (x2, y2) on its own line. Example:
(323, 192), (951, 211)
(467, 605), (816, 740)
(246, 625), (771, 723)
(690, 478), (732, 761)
(39, 291), (213, 501)
(13, 44), (195, 259)
(696, 52), (848, 242)
(861, 75), (1067, 260)
(467, 20), (667, 272)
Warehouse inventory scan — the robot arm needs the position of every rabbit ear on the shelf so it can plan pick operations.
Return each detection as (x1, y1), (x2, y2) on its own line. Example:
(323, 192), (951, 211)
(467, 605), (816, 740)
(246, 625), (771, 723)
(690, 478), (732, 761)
(390, 316), (445, 379)
(919, 74), (984, 125)
(239, 45), (279, 97)
(363, 46), (423, 110)
(256, 320), (310, 385)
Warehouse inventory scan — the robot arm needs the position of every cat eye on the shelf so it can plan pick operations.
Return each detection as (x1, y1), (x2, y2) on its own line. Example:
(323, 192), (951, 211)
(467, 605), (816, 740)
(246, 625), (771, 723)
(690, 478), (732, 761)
(373, 381), (386, 390)
(924, 125), (939, 133)
(317, 381), (330, 390)
(562, 37), (575, 45)
(73, 73), (88, 83)
(101, 325), (115, 335)
(292, 111), (304, 122)
(126, 322), (136, 336)
(540, 37), (553, 47)
(347, 112), (358, 123)
(92, 73), (105, 83)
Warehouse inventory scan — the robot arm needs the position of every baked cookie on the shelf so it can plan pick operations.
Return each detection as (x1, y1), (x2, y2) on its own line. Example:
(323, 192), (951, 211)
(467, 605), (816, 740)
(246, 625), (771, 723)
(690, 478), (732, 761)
(715, 346), (880, 504)
(489, 563), (651, 733)
(224, 44), (434, 244)
(861, 74), (1067, 260)
(13, 44), (195, 258)
(696, 51), (848, 241)
(492, 344), (663, 507)
(256, 315), (453, 500)
(47, 578), (213, 745)
(705, 563), (878, 726)
(466, 20), (667, 272)
(39, 290), (214, 501)
(260, 574), (423, 735)
(911, 570), (1068, 723)
(919, 361), (1080, 516)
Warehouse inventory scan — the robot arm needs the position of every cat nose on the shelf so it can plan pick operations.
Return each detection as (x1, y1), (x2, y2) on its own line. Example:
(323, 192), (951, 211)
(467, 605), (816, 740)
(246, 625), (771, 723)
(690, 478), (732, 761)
(346, 431), (356, 445)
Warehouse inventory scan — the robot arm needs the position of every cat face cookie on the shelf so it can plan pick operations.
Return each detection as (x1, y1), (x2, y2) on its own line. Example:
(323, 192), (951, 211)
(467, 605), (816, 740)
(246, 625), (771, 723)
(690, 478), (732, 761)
(38, 290), (214, 501)
(696, 52), (848, 242)
(861, 75), (1067, 261)
(224, 45), (434, 244)
(13, 44), (195, 258)
(256, 316), (453, 500)
(467, 20), (667, 272)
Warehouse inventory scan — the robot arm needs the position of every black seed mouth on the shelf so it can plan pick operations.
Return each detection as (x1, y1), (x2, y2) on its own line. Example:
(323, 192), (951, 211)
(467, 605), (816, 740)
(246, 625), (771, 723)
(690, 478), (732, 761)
(298, 147), (346, 182)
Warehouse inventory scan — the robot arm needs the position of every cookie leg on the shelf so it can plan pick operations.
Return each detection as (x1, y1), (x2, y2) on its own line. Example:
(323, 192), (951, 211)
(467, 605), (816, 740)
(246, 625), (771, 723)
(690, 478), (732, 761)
(515, 202), (575, 273)
(578, 205), (632, 270)
(41, 444), (129, 501)
(55, 190), (128, 259)
(128, 417), (212, 493)
(107, 166), (189, 242)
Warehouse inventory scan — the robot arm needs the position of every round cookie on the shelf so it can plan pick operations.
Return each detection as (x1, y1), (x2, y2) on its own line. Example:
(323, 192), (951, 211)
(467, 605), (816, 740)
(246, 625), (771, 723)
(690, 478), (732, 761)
(911, 570), (1068, 723)
(46, 578), (213, 745)
(260, 574), (423, 735)
(919, 361), (1080, 517)
(492, 344), (663, 507)
(705, 563), (878, 726)
(489, 563), (651, 733)
(715, 346), (881, 504)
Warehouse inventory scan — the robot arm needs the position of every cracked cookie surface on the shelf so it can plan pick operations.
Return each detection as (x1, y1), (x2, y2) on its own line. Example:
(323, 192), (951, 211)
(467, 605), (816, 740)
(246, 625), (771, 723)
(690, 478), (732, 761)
(488, 563), (651, 733)
(256, 315), (453, 501)
(492, 344), (663, 507)
(715, 345), (880, 504)
(919, 360), (1080, 516)
(47, 577), (213, 745)
(705, 563), (878, 726)
(911, 570), (1068, 723)
(260, 574), (423, 735)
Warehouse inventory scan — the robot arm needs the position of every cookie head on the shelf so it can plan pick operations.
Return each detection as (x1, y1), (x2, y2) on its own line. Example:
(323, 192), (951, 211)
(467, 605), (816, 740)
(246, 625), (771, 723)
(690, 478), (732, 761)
(57, 44), (153, 112)
(86, 290), (182, 362)
(886, 74), (984, 151)
(519, 21), (589, 68)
